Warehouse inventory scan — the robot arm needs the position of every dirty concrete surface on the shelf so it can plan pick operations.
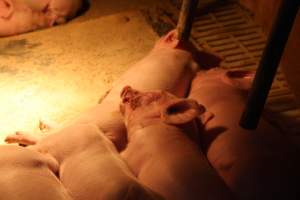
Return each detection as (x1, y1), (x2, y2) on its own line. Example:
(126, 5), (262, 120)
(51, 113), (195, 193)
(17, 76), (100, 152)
(0, 0), (165, 142)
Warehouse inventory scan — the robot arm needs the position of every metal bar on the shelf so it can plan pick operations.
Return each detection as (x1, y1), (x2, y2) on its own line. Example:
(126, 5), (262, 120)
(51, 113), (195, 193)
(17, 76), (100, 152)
(177, 0), (199, 41)
(240, 0), (300, 130)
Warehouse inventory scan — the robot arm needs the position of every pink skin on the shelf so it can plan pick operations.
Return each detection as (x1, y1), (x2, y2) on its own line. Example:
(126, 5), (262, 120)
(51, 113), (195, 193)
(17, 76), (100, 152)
(120, 86), (234, 200)
(0, 0), (82, 37)
(0, 0), (14, 19)
(5, 124), (164, 200)
(64, 29), (200, 151)
(0, 0), (53, 36)
(189, 68), (299, 200)
(2, 29), (200, 200)
(0, 145), (72, 200)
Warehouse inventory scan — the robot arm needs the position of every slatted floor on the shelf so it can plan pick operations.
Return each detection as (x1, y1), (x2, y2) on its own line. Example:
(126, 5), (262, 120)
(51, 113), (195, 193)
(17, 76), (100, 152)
(150, 0), (300, 136)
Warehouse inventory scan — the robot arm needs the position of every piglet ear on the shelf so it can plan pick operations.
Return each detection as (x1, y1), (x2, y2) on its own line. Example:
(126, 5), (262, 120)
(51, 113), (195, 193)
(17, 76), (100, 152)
(161, 99), (206, 125)
(0, 0), (13, 19)
(120, 86), (139, 103)
(156, 29), (180, 48)
(197, 111), (214, 127)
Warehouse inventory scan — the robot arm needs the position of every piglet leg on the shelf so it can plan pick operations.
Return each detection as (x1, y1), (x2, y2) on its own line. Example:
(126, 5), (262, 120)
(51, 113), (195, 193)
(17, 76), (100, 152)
(5, 119), (57, 146)
(5, 131), (39, 146)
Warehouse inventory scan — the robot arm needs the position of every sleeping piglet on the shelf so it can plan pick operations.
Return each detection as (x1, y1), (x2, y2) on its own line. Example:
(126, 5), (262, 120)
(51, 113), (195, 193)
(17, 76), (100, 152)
(0, 145), (73, 200)
(120, 86), (234, 200)
(188, 68), (299, 200)
(5, 123), (164, 200)
(0, 0), (83, 37)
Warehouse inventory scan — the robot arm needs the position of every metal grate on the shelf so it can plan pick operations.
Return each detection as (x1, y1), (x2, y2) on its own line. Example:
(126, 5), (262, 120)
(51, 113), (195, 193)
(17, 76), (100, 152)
(145, 0), (300, 136)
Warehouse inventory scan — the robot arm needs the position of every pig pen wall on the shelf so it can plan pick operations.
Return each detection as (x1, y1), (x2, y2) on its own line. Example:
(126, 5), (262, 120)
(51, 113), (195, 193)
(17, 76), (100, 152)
(239, 0), (300, 105)
(0, 0), (165, 142)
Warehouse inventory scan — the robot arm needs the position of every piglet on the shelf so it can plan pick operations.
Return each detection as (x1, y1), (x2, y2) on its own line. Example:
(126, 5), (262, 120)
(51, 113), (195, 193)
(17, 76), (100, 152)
(188, 68), (299, 200)
(0, 0), (83, 37)
(120, 86), (234, 200)
(5, 122), (164, 200)
(68, 29), (201, 151)
(0, 145), (73, 200)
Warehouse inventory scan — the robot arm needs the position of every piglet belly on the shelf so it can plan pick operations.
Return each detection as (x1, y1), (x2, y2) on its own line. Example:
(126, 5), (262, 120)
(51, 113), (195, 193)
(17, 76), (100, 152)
(0, 146), (71, 200)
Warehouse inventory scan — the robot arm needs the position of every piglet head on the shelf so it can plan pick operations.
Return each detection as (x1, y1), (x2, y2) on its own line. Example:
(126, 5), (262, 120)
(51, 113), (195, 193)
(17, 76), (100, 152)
(120, 86), (205, 128)
(0, 0), (55, 37)
(120, 86), (169, 125)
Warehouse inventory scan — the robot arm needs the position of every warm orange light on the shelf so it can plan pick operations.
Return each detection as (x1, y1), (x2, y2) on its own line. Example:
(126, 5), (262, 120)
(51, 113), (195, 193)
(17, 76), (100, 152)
(0, 78), (103, 143)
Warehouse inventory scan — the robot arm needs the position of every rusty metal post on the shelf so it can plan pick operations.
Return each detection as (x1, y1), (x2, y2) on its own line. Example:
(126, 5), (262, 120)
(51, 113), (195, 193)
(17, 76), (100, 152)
(177, 0), (199, 41)
(240, 0), (300, 130)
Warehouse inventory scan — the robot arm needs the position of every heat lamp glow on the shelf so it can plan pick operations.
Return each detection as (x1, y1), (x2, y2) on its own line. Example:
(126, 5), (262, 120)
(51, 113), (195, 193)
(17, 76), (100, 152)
(0, 10), (157, 145)
(0, 82), (100, 143)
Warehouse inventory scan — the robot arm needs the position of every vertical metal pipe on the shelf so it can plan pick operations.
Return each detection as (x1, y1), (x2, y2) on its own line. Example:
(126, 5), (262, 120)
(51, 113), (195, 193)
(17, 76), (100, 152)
(177, 0), (199, 41)
(240, 0), (300, 130)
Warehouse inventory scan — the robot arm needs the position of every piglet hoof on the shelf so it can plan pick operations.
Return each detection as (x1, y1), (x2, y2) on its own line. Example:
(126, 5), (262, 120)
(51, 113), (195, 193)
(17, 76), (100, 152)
(5, 131), (38, 146)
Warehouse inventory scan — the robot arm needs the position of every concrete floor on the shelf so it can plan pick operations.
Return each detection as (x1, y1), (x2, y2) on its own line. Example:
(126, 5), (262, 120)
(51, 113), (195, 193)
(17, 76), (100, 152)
(0, 0), (164, 142)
